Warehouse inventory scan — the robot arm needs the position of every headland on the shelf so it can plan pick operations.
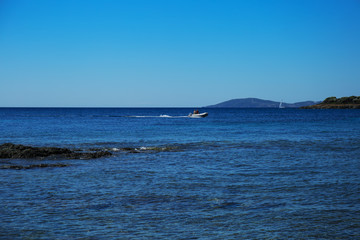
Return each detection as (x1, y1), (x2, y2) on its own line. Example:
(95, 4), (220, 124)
(301, 96), (360, 109)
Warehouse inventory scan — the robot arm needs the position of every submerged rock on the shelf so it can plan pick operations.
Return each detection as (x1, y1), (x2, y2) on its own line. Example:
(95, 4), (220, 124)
(66, 150), (112, 159)
(0, 143), (112, 160)
(1, 163), (69, 170)
(0, 143), (71, 159)
(119, 145), (182, 153)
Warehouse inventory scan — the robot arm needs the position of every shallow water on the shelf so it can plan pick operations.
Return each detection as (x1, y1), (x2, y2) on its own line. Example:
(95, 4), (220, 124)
(0, 108), (360, 239)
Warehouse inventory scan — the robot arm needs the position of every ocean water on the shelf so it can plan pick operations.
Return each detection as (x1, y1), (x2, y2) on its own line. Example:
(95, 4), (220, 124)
(0, 108), (359, 239)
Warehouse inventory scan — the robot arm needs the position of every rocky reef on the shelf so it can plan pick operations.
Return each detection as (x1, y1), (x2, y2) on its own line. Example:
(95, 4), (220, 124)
(1, 163), (69, 170)
(118, 146), (181, 153)
(0, 143), (112, 160)
(0, 143), (184, 170)
(301, 96), (360, 109)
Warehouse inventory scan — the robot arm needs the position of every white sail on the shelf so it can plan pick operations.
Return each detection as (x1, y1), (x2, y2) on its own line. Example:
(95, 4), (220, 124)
(279, 101), (285, 108)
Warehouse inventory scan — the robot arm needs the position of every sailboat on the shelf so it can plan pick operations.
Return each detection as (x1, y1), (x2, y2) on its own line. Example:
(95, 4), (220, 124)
(279, 101), (285, 108)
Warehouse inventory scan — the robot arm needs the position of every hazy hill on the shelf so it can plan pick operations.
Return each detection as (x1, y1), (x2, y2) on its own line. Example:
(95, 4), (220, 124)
(206, 98), (318, 108)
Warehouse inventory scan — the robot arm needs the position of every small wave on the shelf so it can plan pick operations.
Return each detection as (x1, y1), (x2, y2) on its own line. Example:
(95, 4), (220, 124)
(119, 145), (182, 153)
(115, 141), (225, 154)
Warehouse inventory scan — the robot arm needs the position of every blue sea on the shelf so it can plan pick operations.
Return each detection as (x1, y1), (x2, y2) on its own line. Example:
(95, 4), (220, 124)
(0, 108), (359, 239)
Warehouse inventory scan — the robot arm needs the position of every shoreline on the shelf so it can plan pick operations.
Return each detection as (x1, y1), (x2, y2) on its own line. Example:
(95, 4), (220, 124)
(301, 96), (360, 109)
(301, 104), (360, 109)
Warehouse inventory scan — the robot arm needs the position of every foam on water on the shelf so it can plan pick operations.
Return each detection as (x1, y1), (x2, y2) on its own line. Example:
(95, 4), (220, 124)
(126, 114), (189, 118)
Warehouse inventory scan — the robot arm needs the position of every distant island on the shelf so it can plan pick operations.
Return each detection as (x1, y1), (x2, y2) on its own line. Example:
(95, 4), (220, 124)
(206, 98), (318, 108)
(301, 96), (360, 109)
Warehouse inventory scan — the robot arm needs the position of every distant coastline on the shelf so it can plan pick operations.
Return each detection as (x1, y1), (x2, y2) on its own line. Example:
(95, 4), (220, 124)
(301, 96), (360, 109)
(206, 98), (318, 108)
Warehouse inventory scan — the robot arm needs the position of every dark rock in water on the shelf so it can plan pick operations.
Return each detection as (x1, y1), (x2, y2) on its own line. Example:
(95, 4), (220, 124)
(0, 143), (112, 159)
(66, 150), (113, 159)
(119, 146), (182, 153)
(120, 147), (141, 153)
(1, 163), (69, 170)
(0, 143), (72, 159)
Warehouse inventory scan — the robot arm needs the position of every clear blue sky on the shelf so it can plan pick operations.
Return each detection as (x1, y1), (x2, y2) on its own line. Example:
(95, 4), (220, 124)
(1, 0), (359, 107)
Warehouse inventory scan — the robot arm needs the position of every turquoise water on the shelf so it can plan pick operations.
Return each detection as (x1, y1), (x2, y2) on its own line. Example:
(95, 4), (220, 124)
(0, 108), (360, 239)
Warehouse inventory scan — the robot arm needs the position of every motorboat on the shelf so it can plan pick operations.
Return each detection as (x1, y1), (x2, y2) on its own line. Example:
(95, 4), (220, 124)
(188, 112), (208, 118)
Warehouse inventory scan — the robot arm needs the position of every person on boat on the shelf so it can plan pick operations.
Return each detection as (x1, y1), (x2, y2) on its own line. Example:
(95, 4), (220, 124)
(193, 109), (199, 114)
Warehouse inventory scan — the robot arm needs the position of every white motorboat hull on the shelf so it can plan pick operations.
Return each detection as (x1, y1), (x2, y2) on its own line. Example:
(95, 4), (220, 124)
(188, 112), (208, 118)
